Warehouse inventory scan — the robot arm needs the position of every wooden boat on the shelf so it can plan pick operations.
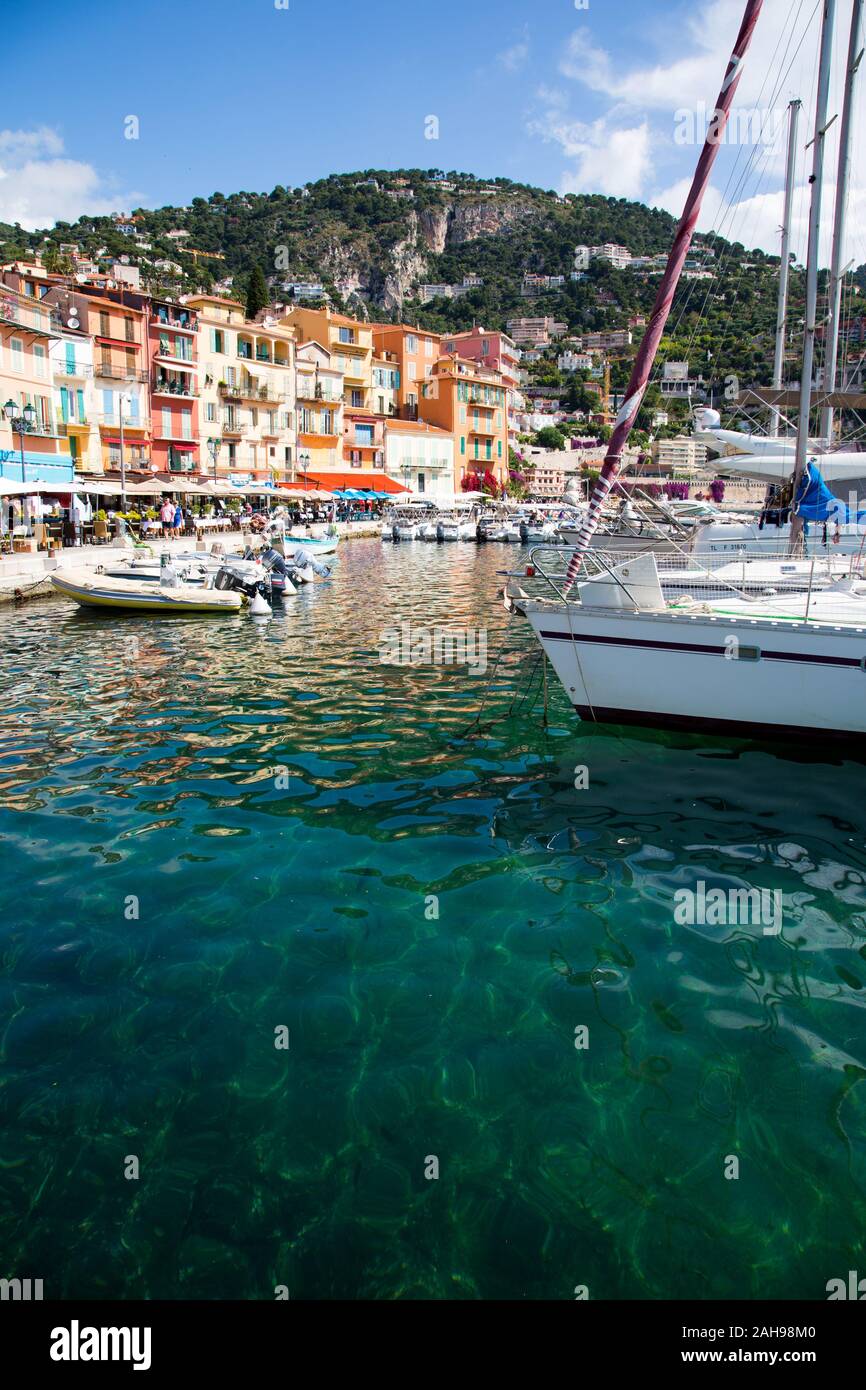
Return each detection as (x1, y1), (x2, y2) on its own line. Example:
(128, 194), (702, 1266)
(50, 568), (242, 613)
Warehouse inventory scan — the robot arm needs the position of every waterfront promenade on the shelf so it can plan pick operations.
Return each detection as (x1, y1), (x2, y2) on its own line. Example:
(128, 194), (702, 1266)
(0, 520), (381, 603)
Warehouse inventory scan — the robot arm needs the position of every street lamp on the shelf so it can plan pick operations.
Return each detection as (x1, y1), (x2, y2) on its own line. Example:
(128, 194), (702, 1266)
(298, 449), (311, 491)
(3, 399), (37, 483)
(207, 435), (222, 480)
(117, 392), (131, 510)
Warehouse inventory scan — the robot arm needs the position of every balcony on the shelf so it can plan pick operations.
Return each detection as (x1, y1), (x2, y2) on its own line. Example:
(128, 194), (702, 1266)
(153, 312), (197, 333)
(0, 295), (57, 337)
(221, 419), (247, 437)
(153, 375), (197, 398)
(95, 366), (149, 384)
(97, 412), (150, 431)
(56, 362), (94, 379)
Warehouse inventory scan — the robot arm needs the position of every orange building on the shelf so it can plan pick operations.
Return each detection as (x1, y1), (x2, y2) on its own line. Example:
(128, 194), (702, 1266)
(419, 354), (509, 492)
(371, 323), (441, 419)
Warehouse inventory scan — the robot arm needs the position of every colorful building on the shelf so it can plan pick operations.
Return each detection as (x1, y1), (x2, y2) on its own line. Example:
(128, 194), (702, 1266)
(383, 419), (454, 497)
(440, 327), (522, 448)
(188, 295), (296, 485)
(420, 355), (509, 492)
(148, 298), (199, 475)
(73, 287), (150, 475)
(295, 340), (344, 476)
(0, 278), (75, 486)
(371, 324), (441, 419)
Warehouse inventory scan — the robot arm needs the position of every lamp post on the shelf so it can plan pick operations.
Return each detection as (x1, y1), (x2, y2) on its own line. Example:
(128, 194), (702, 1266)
(207, 435), (222, 481)
(298, 449), (311, 492)
(118, 392), (131, 510)
(3, 399), (37, 483)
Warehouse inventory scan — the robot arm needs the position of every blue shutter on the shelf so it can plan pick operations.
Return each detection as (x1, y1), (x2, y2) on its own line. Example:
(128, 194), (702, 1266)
(59, 386), (69, 422)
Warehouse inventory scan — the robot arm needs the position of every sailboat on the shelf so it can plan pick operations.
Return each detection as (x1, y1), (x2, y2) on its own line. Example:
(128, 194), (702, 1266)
(508, 0), (866, 740)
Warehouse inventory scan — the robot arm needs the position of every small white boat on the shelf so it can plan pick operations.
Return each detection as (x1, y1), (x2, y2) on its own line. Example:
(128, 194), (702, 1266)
(51, 568), (243, 614)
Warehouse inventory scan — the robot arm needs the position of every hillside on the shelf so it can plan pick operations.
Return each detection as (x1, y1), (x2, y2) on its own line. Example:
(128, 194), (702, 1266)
(2, 167), (855, 399)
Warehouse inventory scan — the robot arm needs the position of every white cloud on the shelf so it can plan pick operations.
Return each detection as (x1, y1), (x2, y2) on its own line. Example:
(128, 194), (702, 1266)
(0, 127), (65, 160)
(527, 0), (866, 261)
(0, 127), (141, 230)
(528, 102), (652, 200)
(498, 27), (530, 73)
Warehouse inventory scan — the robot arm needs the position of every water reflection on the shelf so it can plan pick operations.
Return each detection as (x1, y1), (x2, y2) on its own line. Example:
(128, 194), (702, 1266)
(0, 540), (865, 1299)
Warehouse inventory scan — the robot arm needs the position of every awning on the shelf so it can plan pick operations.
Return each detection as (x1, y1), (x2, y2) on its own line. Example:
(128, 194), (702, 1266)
(303, 470), (408, 494)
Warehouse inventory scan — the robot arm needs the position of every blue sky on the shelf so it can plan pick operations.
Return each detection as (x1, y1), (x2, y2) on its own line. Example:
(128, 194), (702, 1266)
(2, 0), (865, 263)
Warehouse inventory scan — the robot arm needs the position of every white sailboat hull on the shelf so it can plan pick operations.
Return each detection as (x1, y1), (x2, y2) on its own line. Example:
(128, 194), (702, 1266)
(522, 598), (866, 738)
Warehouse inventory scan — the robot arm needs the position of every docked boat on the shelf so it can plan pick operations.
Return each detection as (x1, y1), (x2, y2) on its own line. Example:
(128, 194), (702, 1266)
(51, 568), (243, 614)
(507, 550), (866, 739)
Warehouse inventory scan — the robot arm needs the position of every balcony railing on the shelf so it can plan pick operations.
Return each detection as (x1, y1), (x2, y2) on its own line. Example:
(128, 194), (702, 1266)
(57, 362), (94, 378)
(153, 376), (198, 397)
(95, 366), (149, 383)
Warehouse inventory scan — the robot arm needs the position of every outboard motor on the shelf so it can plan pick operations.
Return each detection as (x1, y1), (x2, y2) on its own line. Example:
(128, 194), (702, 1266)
(436, 521), (445, 543)
(391, 523), (400, 543)
(519, 521), (529, 544)
(213, 556), (273, 608)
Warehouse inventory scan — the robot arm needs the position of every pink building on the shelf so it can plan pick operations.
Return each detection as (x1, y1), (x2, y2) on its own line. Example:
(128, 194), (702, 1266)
(440, 327), (521, 388)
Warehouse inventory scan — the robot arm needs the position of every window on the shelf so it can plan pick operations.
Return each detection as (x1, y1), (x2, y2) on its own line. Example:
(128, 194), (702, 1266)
(99, 311), (110, 337)
(355, 424), (373, 446)
(162, 407), (172, 438)
(407, 362), (417, 381)
(228, 443), (237, 465)
(460, 436), (465, 455)
(350, 450), (361, 467)
(445, 341), (454, 353)
(482, 339), (490, 355)
(206, 402), (216, 423)
(33, 344), (47, 378)
(10, 337), (23, 372)
(338, 327), (355, 344)
(406, 334), (417, 353)
(322, 409), (333, 433)
(351, 390), (363, 408)
(378, 396), (384, 414)
(124, 317), (135, 342)
(424, 339), (433, 357)
(181, 409), (192, 440)
(460, 405), (466, 423)
(417, 472), (425, 492)
(211, 328), (224, 353)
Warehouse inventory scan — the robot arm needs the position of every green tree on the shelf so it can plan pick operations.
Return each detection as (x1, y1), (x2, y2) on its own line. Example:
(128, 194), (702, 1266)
(534, 426), (566, 450)
(245, 263), (269, 319)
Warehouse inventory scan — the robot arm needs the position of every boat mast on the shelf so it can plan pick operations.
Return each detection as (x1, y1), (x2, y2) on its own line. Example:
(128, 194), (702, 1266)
(819, 0), (864, 445)
(770, 98), (802, 436)
(789, 0), (837, 554)
(564, 0), (766, 585)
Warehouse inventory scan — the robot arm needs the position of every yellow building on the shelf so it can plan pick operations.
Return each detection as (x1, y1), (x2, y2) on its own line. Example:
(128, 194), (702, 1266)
(279, 306), (373, 464)
(295, 340), (344, 476)
(187, 295), (297, 484)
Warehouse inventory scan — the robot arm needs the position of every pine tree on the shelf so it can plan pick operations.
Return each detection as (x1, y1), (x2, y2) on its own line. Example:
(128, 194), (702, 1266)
(245, 263), (269, 319)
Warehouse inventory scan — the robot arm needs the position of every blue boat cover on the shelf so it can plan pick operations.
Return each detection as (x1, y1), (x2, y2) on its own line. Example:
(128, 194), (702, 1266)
(795, 461), (866, 525)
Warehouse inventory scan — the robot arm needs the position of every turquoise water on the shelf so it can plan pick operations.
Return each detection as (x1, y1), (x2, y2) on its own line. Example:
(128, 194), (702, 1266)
(1, 539), (865, 1300)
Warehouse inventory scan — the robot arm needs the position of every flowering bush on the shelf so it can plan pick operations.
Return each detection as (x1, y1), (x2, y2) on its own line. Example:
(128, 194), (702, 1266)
(461, 470), (500, 498)
(709, 477), (726, 503)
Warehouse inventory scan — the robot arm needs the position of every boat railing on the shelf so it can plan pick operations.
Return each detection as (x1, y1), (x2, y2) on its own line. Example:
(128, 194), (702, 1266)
(507, 543), (860, 607)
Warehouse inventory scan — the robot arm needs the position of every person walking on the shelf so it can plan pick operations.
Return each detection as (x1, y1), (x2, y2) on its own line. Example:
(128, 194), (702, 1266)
(160, 498), (174, 538)
(173, 501), (183, 538)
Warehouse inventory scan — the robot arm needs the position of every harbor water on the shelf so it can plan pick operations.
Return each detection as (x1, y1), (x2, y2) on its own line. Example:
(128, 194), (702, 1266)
(1, 538), (865, 1299)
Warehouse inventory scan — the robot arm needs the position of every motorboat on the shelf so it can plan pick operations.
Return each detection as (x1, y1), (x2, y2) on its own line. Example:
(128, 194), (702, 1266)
(51, 567), (243, 614)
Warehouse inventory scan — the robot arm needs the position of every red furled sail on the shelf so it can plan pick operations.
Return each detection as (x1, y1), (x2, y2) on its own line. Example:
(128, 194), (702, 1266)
(564, 0), (765, 588)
